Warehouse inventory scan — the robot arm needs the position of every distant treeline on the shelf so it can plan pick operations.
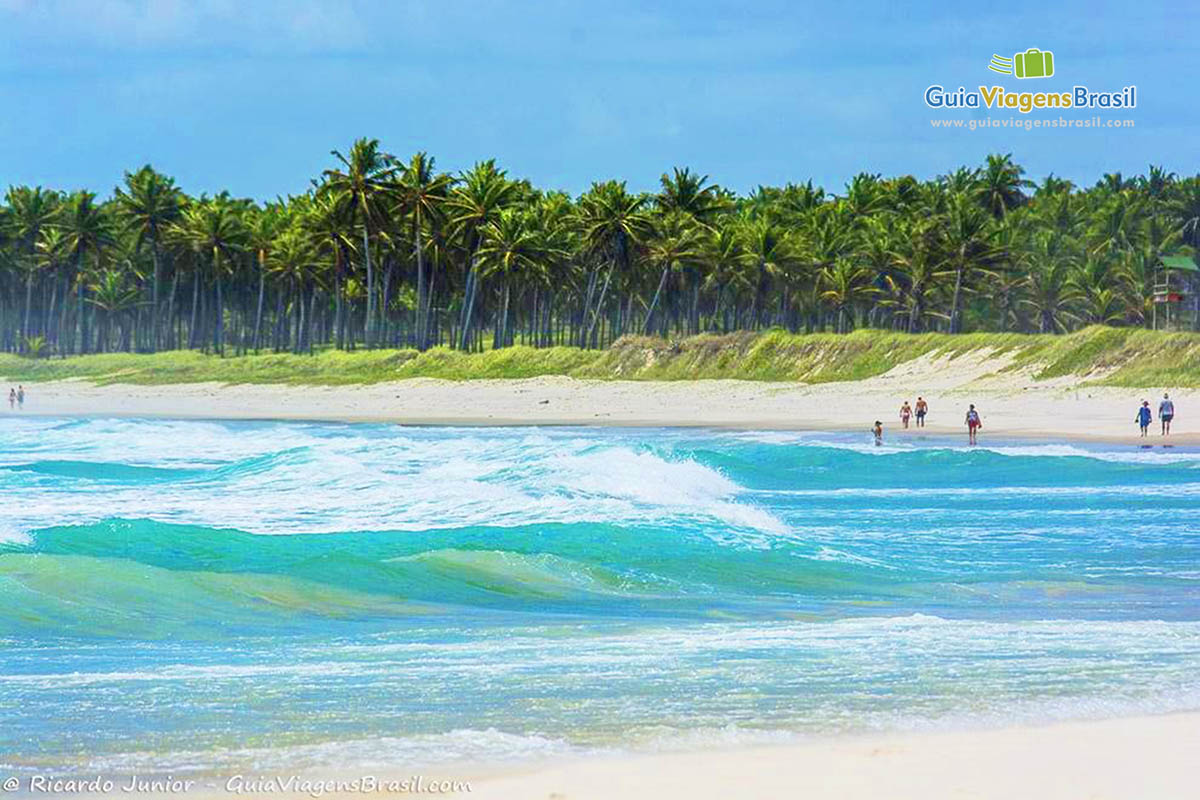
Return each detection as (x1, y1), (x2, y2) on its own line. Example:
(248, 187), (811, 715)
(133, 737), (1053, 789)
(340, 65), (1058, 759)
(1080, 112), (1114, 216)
(1, 143), (1197, 357)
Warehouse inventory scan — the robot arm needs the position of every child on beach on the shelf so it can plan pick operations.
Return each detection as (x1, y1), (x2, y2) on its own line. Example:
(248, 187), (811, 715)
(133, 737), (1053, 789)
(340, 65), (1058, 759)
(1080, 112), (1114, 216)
(1136, 401), (1152, 437)
(915, 397), (928, 428)
(872, 421), (883, 446)
(1159, 393), (1174, 436)
(965, 404), (982, 445)
(900, 401), (912, 429)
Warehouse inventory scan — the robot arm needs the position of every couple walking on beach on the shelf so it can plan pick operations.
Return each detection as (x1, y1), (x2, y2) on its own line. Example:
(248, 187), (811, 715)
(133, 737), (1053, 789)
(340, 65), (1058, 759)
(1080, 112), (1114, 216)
(899, 397), (928, 429)
(1136, 393), (1175, 437)
(7, 386), (24, 410)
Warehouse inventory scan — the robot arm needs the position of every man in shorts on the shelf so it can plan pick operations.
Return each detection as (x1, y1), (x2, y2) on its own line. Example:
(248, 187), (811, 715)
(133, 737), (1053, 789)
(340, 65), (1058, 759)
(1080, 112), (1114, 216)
(915, 397), (928, 428)
(1159, 393), (1175, 436)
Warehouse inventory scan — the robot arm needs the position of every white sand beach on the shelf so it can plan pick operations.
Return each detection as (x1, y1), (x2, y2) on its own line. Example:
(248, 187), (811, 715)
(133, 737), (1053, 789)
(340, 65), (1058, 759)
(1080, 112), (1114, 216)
(7, 350), (1195, 444)
(462, 712), (1200, 800)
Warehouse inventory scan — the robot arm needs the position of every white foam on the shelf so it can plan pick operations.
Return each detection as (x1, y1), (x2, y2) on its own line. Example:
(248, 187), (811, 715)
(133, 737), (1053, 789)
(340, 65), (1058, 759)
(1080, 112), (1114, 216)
(0, 419), (785, 539)
(83, 728), (582, 775)
(722, 429), (1200, 464)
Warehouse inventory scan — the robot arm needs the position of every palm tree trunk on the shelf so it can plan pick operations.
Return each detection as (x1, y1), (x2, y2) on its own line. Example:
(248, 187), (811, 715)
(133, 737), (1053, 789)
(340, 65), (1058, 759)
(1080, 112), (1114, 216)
(21, 273), (34, 349)
(150, 238), (161, 352)
(458, 255), (480, 351)
(58, 276), (71, 354)
(214, 273), (224, 356)
(950, 264), (965, 333)
(334, 271), (345, 350)
(414, 219), (427, 349)
(643, 267), (670, 335)
(78, 282), (89, 355)
(362, 225), (374, 348)
(586, 261), (616, 349)
(499, 281), (511, 348)
(167, 271), (179, 350)
(253, 258), (266, 352)
(188, 271), (201, 350)
(307, 286), (318, 354)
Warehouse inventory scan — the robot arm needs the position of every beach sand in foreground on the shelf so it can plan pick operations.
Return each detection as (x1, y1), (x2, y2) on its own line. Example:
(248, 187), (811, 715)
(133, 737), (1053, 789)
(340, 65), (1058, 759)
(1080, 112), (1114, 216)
(461, 713), (1200, 800)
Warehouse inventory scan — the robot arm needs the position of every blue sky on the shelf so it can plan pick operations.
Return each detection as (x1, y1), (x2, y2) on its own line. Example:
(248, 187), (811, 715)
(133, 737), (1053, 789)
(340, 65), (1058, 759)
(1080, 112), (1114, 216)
(0, 0), (1194, 200)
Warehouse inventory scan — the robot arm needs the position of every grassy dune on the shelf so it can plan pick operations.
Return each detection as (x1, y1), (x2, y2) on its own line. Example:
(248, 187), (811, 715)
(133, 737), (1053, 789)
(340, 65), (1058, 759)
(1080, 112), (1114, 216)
(1, 326), (1198, 387)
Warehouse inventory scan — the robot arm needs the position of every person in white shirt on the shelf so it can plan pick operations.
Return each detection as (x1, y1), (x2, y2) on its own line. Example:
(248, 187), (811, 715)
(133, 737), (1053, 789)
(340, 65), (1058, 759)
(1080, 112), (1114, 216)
(1158, 393), (1175, 436)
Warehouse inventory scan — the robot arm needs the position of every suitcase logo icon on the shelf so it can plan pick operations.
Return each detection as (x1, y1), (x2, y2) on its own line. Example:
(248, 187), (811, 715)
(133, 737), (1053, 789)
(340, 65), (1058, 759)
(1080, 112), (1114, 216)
(988, 48), (1055, 79)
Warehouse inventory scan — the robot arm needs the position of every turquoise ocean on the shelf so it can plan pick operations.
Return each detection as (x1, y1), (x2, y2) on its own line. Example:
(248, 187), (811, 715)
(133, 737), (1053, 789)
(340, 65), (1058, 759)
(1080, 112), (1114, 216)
(1, 418), (1198, 775)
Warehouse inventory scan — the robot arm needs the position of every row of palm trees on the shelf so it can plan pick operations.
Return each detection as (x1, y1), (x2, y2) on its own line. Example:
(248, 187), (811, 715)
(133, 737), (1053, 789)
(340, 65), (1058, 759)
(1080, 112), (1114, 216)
(1, 143), (1198, 357)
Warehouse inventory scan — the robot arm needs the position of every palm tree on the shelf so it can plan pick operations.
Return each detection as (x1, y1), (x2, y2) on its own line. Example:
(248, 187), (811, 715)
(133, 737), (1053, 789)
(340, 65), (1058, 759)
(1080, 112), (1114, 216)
(246, 203), (288, 352)
(883, 218), (946, 333)
(59, 190), (115, 353)
(396, 152), (454, 349)
(657, 168), (724, 225)
(478, 208), (556, 347)
(702, 220), (748, 331)
(942, 191), (998, 332)
(642, 212), (704, 335)
(444, 160), (520, 350)
(266, 227), (320, 353)
(85, 269), (141, 352)
(740, 215), (799, 329)
(1022, 230), (1078, 333)
(819, 257), (875, 333)
(323, 138), (398, 347)
(301, 191), (356, 350)
(1169, 179), (1200, 252)
(1069, 256), (1130, 326)
(6, 186), (60, 254)
(5, 188), (60, 351)
(578, 181), (652, 346)
(114, 166), (181, 351)
(169, 198), (247, 354)
(979, 153), (1030, 218)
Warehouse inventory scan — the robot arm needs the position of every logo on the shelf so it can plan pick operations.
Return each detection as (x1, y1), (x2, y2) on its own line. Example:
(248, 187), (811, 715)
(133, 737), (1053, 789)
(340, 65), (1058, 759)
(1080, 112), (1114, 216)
(988, 48), (1055, 79)
(924, 46), (1135, 113)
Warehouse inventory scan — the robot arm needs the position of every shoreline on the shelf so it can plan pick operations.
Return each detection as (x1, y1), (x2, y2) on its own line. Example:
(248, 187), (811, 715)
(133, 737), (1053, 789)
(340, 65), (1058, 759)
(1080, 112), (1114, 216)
(5, 374), (1197, 446)
(49, 712), (1197, 799)
(459, 711), (1200, 799)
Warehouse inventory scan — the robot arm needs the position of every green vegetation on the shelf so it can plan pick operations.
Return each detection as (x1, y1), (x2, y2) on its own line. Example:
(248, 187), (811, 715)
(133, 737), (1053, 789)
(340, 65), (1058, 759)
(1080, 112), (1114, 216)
(3, 326), (1197, 387)
(2, 145), (1199, 363)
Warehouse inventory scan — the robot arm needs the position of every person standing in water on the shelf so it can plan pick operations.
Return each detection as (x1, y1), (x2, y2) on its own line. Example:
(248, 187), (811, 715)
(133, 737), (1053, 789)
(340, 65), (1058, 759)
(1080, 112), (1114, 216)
(900, 401), (912, 429)
(7, 388), (14, 410)
(16, 385), (24, 409)
(965, 404), (982, 445)
(1136, 401), (1153, 437)
(1159, 393), (1175, 436)
(915, 397), (928, 428)
(872, 421), (884, 446)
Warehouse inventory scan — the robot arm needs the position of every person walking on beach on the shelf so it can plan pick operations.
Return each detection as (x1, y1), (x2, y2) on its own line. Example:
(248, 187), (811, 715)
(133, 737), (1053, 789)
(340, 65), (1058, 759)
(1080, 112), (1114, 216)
(872, 421), (884, 447)
(900, 401), (912, 429)
(915, 397), (928, 428)
(965, 404), (982, 445)
(1159, 393), (1175, 436)
(1136, 401), (1153, 437)
(16, 385), (24, 410)
(7, 388), (14, 410)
